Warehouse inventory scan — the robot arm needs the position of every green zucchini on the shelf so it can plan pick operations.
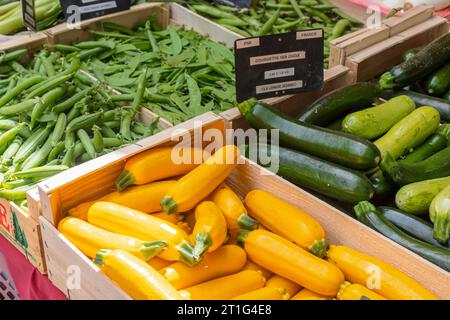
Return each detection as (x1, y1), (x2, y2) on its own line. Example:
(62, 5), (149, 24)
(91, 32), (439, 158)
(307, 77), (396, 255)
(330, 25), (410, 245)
(444, 89), (450, 100)
(425, 62), (450, 96)
(247, 143), (374, 203)
(395, 177), (450, 215)
(374, 106), (440, 159)
(436, 124), (450, 141)
(369, 172), (394, 200)
(342, 96), (415, 139)
(355, 201), (450, 272)
(378, 206), (449, 250)
(297, 82), (380, 126)
(401, 47), (421, 62)
(239, 99), (381, 171)
(400, 134), (448, 165)
(429, 184), (450, 245)
(380, 33), (450, 90)
(380, 147), (450, 186)
(380, 89), (450, 121)
(327, 116), (344, 131)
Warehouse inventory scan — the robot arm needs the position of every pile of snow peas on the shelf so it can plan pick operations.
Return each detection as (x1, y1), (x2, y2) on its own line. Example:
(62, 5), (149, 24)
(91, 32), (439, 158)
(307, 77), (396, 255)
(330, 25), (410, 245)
(0, 47), (160, 205)
(186, 0), (362, 66)
(51, 19), (237, 125)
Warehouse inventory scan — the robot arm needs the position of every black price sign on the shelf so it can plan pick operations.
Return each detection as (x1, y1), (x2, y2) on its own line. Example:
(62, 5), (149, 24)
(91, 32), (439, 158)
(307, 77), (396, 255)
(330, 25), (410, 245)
(234, 30), (324, 102)
(59, 0), (131, 21)
(21, 0), (37, 31)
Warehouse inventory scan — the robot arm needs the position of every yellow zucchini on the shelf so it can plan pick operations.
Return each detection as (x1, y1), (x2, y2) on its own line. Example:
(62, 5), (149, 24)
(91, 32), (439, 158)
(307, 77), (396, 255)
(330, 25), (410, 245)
(69, 180), (176, 219)
(337, 282), (387, 300)
(94, 249), (183, 300)
(152, 211), (186, 225)
(160, 245), (247, 289)
(211, 184), (258, 230)
(245, 190), (327, 257)
(116, 147), (204, 191)
(238, 229), (344, 296)
(148, 257), (172, 270)
(291, 288), (329, 300)
(87, 202), (195, 264)
(243, 259), (273, 279)
(58, 217), (166, 261)
(160, 145), (239, 213)
(327, 245), (437, 300)
(266, 275), (302, 297)
(231, 287), (289, 300)
(179, 270), (265, 300)
(190, 201), (228, 261)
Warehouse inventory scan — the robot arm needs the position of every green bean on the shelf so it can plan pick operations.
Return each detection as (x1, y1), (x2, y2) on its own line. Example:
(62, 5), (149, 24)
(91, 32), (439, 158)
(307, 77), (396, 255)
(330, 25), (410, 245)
(132, 69), (147, 114)
(92, 125), (104, 154)
(0, 49), (27, 65)
(6, 76), (17, 92)
(191, 4), (237, 19)
(0, 99), (38, 115)
(289, 0), (304, 17)
(53, 44), (81, 53)
(15, 165), (69, 180)
(76, 40), (116, 50)
(145, 21), (160, 53)
(0, 184), (36, 201)
(1, 136), (22, 165)
(21, 135), (54, 170)
(25, 74), (73, 100)
(215, 18), (249, 27)
(51, 113), (67, 147)
(101, 125), (117, 139)
(61, 145), (75, 167)
(9, 61), (27, 74)
(120, 110), (133, 141)
(2, 179), (35, 190)
(30, 86), (66, 128)
(0, 122), (26, 148)
(303, 7), (332, 24)
(14, 126), (52, 166)
(273, 18), (302, 30)
(0, 119), (18, 130)
(77, 129), (96, 159)
(224, 25), (252, 37)
(53, 87), (93, 113)
(259, 9), (280, 35)
(77, 48), (106, 60)
(111, 94), (134, 102)
(39, 53), (56, 77)
(0, 76), (45, 107)
(103, 137), (124, 148)
(48, 141), (65, 162)
(329, 19), (351, 41)
(103, 121), (120, 129)
(67, 111), (103, 133)
(66, 103), (82, 123)
(100, 109), (120, 123)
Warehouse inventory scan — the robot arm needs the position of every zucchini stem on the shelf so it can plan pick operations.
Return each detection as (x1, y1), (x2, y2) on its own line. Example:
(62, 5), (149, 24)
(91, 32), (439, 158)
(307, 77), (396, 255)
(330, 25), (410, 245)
(237, 98), (257, 117)
(115, 170), (135, 191)
(237, 214), (259, 230)
(433, 216), (450, 245)
(94, 249), (111, 267)
(192, 233), (212, 262)
(160, 196), (178, 214)
(141, 240), (168, 261)
(309, 239), (328, 258)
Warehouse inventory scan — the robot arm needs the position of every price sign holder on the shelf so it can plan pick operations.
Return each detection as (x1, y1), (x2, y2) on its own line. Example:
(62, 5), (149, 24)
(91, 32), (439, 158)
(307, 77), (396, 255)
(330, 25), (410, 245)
(234, 29), (324, 102)
(21, 0), (38, 32)
(59, 0), (131, 21)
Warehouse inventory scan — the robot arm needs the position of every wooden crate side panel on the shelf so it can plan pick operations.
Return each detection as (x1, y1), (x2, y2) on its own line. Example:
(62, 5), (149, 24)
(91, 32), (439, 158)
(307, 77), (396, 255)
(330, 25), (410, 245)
(26, 188), (41, 221)
(0, 199), (46, 273)
(40, 217), (130, 300)
(383, 5), (434, 36)
(347, 17), (449, 82)
(226, 160), (450, 299)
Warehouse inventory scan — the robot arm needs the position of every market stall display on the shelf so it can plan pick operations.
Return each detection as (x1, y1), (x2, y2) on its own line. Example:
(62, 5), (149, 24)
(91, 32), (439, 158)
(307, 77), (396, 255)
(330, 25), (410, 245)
(238, 32), (450, 274)
(37, 114), (449, 299)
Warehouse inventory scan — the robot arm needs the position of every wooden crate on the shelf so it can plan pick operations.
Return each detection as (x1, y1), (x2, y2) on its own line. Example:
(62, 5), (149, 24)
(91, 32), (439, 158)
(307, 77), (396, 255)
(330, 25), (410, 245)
(38, 114), (450, 299)
(0, 199), (46, 273)
(345, 18), (449, 82)
(329, 5), (436, 67)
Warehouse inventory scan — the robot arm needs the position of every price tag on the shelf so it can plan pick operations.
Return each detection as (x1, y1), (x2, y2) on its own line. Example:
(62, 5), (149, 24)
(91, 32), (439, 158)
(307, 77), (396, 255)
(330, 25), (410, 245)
(59, 0), (131, 21)
(234, 30), (324, 102)
(21, 0), (37, 31)
(215, 0), (252, 8)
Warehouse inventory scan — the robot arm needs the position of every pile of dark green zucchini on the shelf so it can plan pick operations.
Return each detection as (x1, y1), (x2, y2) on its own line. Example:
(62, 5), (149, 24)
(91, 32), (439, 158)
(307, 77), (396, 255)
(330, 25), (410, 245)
(240, 33), (450, 272)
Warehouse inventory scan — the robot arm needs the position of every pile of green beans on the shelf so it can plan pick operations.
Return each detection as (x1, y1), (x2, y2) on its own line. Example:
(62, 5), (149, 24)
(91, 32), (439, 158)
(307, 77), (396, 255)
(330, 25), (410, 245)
(0, 48), (160, 204)
(52, 19), (236, 125)
(187, 0), (362, 66)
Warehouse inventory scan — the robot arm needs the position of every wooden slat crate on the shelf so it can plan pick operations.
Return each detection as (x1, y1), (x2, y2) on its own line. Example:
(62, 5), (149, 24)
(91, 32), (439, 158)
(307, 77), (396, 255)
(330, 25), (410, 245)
(0, 199), (46, 273)
(329, 5), (436, 67)
(37, 113), (450, 300)
(346, 18), (449, 82)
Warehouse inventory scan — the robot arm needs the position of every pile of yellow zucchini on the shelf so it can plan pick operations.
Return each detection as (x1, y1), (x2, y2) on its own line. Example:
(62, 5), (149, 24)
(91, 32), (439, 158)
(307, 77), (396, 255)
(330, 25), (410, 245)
(58, 145), (438, 300)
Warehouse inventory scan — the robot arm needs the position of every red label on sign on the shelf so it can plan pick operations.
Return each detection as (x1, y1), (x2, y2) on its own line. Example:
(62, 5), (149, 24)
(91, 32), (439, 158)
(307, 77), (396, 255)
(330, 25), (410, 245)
(0, 203), (11, 234)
